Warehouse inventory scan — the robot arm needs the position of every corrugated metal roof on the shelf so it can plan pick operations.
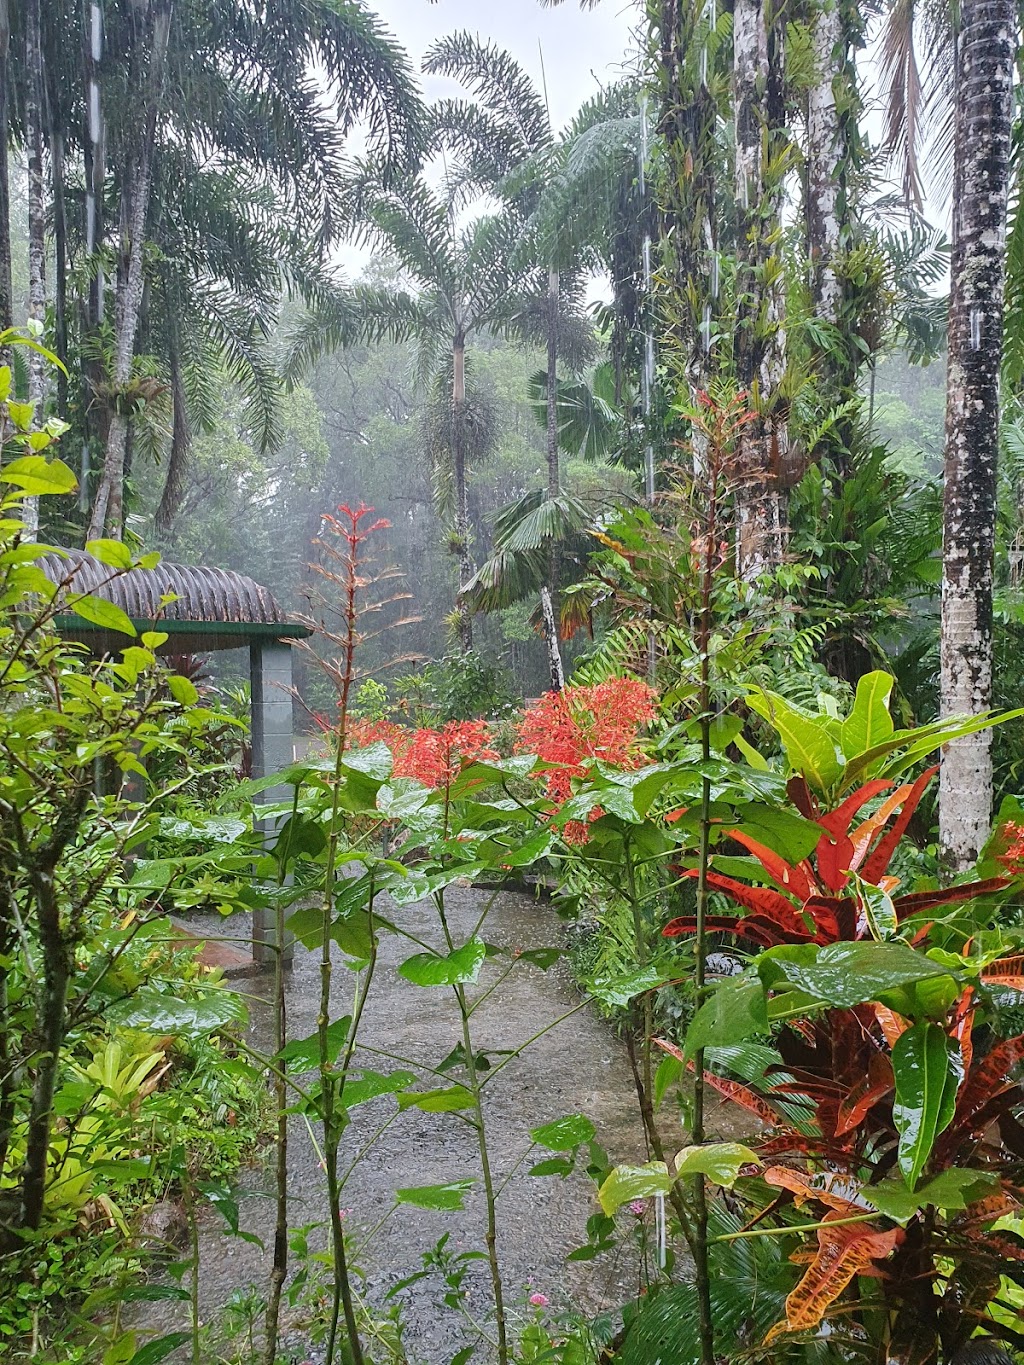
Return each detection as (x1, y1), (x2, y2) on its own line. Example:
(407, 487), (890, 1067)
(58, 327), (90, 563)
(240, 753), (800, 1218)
(41, 548), (310, 652)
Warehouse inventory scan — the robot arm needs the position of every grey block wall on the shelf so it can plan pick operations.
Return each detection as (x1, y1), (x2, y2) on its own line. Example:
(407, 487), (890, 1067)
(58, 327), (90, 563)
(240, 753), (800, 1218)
(250, 639), (295, 964)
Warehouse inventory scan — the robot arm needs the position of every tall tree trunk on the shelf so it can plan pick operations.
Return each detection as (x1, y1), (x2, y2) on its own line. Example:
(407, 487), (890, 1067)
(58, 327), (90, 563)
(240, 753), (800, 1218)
(0, 0), (12, 335)
(87, 0), (172, 542)
(732, 0), (789, 578)
(81, 0), (107, 488)
(806, 0), (844, 332)
(543, 266), (565, 691)
(155, 336), (190, 536)
(51, 130), (69, 419)
(939, 0), (1014, 875)
(23, 0), (47, 536)
(452, 333), (473, 650)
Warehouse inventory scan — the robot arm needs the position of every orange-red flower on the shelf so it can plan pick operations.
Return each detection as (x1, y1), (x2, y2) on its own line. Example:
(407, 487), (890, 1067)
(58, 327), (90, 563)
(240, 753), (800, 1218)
(349, 718), (498, 789)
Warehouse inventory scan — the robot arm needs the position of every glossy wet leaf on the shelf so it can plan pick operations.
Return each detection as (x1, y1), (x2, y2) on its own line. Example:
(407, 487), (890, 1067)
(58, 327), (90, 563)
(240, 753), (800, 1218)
(589, 964), (668, 1008)
(673, 1142), (760, 1187)
(684, 974), (768, 1059)
(395, 1180), (475, 1211)
(1, 453), (78, 494)
(68, 592), (136, 637)
(125, 1334), (191, 1365)
(863, 1167), (997, 1221)
(598, 1162), (673, 1214)
(276, 1017), (351, 1073)
(109, 987), (245, 1037)
(531, 1114), (596, 1151)
(399, 936), (487, 987)
(761, 941), (953, 1009)
(339, 1068), (417, 1109)
(892, 1021), (961, 1188)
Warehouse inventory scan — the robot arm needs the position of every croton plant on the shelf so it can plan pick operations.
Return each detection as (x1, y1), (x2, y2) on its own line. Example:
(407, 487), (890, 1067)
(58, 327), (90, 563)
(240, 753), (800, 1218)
(597, 673), (1024, 1360)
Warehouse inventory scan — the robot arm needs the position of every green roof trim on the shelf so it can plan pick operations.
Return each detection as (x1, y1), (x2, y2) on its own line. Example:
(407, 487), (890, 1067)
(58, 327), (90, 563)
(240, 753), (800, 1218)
(54, 616), (312, 642)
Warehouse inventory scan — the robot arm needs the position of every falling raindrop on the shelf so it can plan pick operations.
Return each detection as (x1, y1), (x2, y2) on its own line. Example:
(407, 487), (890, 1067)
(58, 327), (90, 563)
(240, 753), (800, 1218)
(970, 306), (983, 351)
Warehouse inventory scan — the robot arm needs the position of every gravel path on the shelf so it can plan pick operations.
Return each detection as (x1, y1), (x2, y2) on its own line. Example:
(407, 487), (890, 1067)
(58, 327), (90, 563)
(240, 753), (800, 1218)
(134, 886), (651, 1363)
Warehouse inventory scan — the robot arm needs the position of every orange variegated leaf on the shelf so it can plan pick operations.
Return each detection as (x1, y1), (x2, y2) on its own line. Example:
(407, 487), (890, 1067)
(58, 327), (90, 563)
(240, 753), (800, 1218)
(874, 1004), (909, 1048)
(764, 1216), (903, 1344)
(950, 987), (975, 1083)
(835, 1056), (895, 1137)
(981, 956), (1024, 992)
(848, 785), (915, 870)
(763, 1165), (865, 1215)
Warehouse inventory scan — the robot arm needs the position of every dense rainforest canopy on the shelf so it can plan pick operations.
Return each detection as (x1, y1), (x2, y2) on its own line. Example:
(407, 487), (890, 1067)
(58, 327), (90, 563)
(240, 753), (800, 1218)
(4, 0), (1024, 1362)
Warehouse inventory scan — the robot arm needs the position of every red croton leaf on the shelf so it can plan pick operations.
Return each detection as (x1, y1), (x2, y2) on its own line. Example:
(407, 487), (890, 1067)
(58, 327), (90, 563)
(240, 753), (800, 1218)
(764, 1215), (903, 1344)
(653, 1039), (785, 1127)
(815, 832), (855, 894)
(859, 766), (937, 883)
(726, 829), (816, 900)
(835, 1055), (895, 1137)
(817, 779), (894, 840)
(763, 1164), (866, 1215)
(892, 877), (1012, 922)
(939, 1035), (1024, 1155)
(665, 872), (807, 939)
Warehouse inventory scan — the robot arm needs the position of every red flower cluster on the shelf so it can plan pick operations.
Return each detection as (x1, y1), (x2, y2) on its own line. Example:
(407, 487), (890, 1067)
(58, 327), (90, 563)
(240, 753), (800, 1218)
(516, 679), (657, 805)
(998, 821), (1024, 870)
(349, 718), (499, 789)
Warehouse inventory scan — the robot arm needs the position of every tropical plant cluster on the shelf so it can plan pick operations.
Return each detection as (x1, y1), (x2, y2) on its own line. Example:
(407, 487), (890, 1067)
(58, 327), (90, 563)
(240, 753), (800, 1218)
(4, 0), (1024, 1362)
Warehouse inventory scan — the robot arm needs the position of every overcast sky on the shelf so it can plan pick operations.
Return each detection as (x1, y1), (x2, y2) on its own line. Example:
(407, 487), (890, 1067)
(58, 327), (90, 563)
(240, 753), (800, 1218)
(376, 0), (640, 132)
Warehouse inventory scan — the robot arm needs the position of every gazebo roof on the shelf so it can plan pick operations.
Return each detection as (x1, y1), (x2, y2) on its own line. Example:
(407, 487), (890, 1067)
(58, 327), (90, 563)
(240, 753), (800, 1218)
(41, 548), (311, 653)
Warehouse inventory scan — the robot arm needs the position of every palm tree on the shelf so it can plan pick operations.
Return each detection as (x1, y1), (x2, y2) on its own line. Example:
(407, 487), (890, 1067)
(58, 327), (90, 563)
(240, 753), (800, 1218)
(938, 0), (1015, 874)
(423, 35), (642, 680)
(2, 0), (423, 541)
(287, 172), (542, 648)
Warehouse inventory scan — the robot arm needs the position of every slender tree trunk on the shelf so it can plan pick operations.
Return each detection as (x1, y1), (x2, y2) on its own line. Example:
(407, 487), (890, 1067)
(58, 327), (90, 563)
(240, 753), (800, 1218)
(452, 334), (473, 650)
(88, 0), (173, 542)
(543, 267), (565, 690)
(155, 337), (190, 536)
(732, 0), (788, 578)
(0, 0), (12, 335)
(939, 0), (1014, 875)
(23, 0), (48, 536)
(806, 0), (844, 331)
(51, 130), (69, 419)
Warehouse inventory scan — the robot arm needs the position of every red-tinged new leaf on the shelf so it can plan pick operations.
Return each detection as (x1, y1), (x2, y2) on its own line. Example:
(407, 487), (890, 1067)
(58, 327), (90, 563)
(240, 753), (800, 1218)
(860, 767), (937, 882)
(835, 1056), (895, 1137)
(818, 780), (894, 840)
(727, 829), (815, 900)
(763, 1216), (903, 1344)
(815, 832), (854, 893)
(875, 1004), (910, 1048)
(703, 1071), (782, 1125)
(893, 877), (1011, 919)
(951, 988), (975, 1082)
(787, 775), (819, 819)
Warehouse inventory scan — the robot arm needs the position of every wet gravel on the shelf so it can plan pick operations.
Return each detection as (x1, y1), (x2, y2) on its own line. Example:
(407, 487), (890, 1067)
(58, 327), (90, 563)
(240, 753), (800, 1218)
(131, 886), (651, 1363)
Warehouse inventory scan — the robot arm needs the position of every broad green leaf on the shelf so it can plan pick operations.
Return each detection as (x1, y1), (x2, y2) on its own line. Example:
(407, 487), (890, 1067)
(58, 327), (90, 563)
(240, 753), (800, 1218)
(745, 690), (843, 794)
(395, 1180), (474, 1211)
(654, 1052), (683, 1107)
(376, 779), (434, 824)
(109, 987), (245, 1037)
(840, 671), (894, 762)
(342, 742), (394, 782)
(168, 675), (199, 706)
(684, 975), (768, 1059)
(729, 804), (822, 863)
(125, 1334), (191, 1365)
(760, 941), (953, 1009)
(198, 1180), (263, 1247)
(529, 1157), (574, 1176)
(673, 1142), (759, 1187)
(530, 1114), (596, 1151)
(69, 593), (136, 637)
(397, 1085), (475, 1112)
(141, 630), (168, 649)
(589, 964), (668, 1008)
(86, 538), (133, 569)
(892, 1021), (962, 1188)
(0, 454), (77, 494)
(598, 1162), (672, 1215)
(276, 1017), (351, 1073)
(339, 1068), (416, 1109)
(398, 936), (487, 987)
(863, 1168), (997, 1222)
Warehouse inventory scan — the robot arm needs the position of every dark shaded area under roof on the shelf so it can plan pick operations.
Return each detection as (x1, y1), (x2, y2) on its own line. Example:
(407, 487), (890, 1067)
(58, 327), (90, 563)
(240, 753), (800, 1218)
(40, 548), (310, 653)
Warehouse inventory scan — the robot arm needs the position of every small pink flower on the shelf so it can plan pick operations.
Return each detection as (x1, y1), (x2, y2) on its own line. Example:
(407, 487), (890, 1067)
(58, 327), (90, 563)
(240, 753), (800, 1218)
(629, 1200), (647, 1217)
(529, 1293), (549, 1308)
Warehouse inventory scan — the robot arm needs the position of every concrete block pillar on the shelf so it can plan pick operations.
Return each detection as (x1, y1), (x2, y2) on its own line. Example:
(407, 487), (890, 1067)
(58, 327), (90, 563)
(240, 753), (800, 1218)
(250, 638), (295, 965)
